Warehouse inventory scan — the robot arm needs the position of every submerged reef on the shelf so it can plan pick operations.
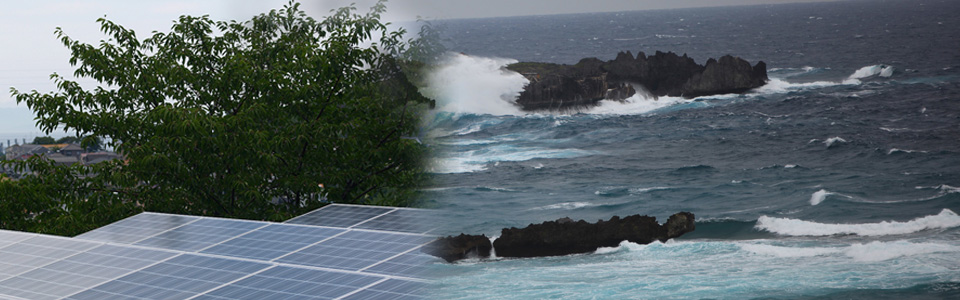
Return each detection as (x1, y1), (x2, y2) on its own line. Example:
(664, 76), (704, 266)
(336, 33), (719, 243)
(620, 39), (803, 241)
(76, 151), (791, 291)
(423, 212), (695, 262)
(506, 51), (767, 111)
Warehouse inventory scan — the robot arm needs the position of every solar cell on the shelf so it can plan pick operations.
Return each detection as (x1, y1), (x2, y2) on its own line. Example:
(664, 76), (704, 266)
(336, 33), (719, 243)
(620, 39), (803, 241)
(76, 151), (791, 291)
(353, 209), (440, 234)
(0, 236), (99, 282)
(341, 279), (427, 300)
(275, 231), (433, 271)
(65, 254), (270, 300)
(193, 266), (382, 300)
(0, 245), (177, 300)
(201, 224), (345, 261)
(284, 205), (394, 228)
(74, 213), (199, 244)
(363, 250), (439, 279)
(134, 218), (267, 252)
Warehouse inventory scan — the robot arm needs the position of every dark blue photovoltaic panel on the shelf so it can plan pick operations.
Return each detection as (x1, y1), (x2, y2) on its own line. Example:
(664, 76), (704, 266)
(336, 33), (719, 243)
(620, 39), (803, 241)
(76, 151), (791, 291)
(0, 236), (100, 282)
(342, 279), (427, 300)
(133, 218), (266, 252)
(193, 266), (382, 300)
(0, 245), (177, 300)
(284, 205), (394, 228)
(364, 250), (439, 279)
(275, 231), (433, 271)
(201, 224), (345, 261)
(353, 209), (440, 234)
(74, 213), (199, 244)
(66, 254), (270, 300)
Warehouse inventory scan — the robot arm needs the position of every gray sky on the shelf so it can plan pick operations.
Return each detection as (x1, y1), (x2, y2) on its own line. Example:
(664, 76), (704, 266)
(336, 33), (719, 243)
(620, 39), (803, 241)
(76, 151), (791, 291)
(0, 0), (835, 138)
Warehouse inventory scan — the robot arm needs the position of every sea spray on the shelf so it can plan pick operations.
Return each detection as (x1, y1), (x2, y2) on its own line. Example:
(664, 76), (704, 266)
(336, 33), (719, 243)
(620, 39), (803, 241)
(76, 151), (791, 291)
(423, 53), (528, 115)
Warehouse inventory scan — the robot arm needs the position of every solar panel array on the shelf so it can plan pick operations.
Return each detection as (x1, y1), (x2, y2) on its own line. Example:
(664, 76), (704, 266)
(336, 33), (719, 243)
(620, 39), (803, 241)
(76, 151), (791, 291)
(0, 204), (439, 300)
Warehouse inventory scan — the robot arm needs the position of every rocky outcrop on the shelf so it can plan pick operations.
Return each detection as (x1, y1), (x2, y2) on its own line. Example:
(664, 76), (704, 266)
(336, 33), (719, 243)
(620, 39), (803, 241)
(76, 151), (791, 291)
(422, 212), (695, 262)
(421, 234), (493, 263)
(505, 51), (767, 111)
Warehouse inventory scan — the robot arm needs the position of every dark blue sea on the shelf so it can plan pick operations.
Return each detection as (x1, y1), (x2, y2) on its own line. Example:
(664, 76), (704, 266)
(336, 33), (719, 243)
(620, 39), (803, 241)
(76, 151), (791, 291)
(419, 0), (960, 298)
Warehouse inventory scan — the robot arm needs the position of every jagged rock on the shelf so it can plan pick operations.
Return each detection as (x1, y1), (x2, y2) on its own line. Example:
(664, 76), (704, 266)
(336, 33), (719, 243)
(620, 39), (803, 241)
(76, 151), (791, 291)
(491, 212), (696, 258)
(505, 51), (767, 111)
(421, 234), (492, 263)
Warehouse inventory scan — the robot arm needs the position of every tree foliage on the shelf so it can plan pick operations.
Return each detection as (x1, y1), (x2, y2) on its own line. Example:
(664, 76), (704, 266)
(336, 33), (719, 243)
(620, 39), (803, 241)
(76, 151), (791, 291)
(32, 136), (56, 145)
(4, 1), (432, 235)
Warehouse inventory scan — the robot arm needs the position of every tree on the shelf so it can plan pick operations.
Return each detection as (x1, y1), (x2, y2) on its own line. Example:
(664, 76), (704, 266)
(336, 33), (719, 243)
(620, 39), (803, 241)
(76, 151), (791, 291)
(4, 1), (432, 235)
(32, 136), (56, 144)
(57, 135), (102, 152)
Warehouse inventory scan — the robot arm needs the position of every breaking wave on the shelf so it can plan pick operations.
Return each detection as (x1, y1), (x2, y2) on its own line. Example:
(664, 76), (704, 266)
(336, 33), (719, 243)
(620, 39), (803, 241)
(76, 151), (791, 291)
(755, 209), (960, 236)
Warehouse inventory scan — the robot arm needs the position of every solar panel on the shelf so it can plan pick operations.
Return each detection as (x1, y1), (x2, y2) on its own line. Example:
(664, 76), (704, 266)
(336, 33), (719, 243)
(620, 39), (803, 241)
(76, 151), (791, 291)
(284, 205), (394, 228)
(134, 218), (267, 252)
(200, 224), (345, 261)
(192, 265), (383, 300)
(65, 254), (270, 300)
(341, 279), (428, 300)
(74, 213), (200, 244)
(0, 236), (100, 282)
(363, 250), (438, 279)
(353, 209), (440, 234)
(275, 230), (434, 271)
(0, 245), (177, 300)
(0, 204), (439, 299)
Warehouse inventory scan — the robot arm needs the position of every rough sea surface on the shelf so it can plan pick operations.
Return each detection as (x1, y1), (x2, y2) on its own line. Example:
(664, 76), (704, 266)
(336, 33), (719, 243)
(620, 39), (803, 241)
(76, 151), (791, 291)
(419, 0), (960, 298)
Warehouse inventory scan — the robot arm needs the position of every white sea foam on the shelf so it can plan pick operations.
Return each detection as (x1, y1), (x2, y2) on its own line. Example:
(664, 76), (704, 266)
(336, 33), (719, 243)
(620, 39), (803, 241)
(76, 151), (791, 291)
(530, 202), (595, 211)
(586, 93), (690, 115)
(756, 209), (960, 236)
(810, 189), (832, 205)
(887, 148), (927, 155)
(843, 64), (895, 84)
(740, 241), (960, 262)
(423, 53), (528, 116)
(430, 146), (597, 174)
(823, 136), (847, 148)
(740, 243), (841, 258)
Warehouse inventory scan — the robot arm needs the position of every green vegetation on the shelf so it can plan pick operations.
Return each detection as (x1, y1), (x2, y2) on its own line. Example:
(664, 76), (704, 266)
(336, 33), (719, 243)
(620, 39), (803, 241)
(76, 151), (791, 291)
(31, 136), (56, 145)
(3, 1), (435, 236)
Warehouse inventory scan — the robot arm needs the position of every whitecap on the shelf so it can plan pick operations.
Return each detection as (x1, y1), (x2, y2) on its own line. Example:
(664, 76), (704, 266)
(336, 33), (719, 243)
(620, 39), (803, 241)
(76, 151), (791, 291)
(755, 209), (960, 236)
(529, 202), (596, 211)
(810, 189), (831, 206)
(823, 136), (847, 148)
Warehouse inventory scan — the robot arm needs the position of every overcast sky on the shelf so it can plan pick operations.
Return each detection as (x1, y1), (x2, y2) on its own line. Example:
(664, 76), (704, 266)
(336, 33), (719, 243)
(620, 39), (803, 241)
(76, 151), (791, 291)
(0, 0), (837, 139)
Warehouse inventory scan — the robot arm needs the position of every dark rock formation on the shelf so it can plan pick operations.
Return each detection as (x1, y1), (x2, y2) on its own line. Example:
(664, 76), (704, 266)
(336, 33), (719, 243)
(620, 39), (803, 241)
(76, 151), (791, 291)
(421, 234), (493, 263)
(492, 212), (695, 258)
(505, 51), (767, 111)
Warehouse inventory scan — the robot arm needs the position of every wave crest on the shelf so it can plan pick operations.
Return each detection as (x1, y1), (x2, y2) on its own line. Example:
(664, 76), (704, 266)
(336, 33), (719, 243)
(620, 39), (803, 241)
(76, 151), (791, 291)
(755, 209), (960, 236)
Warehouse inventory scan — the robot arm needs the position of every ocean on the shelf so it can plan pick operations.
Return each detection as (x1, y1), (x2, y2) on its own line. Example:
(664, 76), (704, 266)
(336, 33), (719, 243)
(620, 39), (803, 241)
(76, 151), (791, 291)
(418, 0), (960, 298)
